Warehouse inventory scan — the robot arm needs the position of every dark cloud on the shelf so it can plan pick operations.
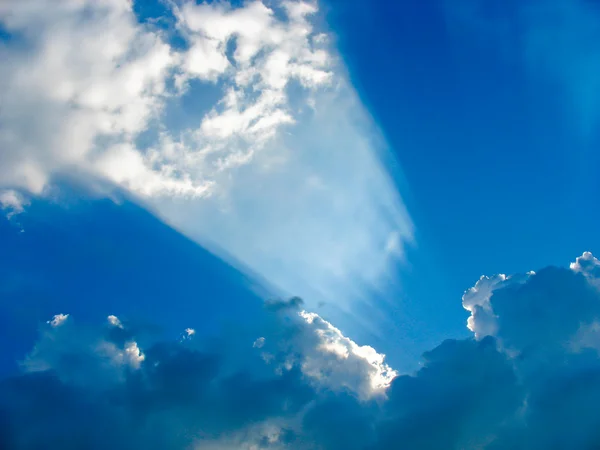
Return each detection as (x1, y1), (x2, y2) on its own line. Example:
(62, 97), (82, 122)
(0, 297), (391, 449)
(374, 337), (524, 450)
(3, 253), (600, 449)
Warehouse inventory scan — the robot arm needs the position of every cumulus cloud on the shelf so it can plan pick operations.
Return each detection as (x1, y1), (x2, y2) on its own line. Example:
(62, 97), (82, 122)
(0, 300), (393, 449)
(252, 298), (396, 400)
(464, 253), (600, 353)
(0, 0), (412, 323)
(462, 272), (532, 340)
(376, 252), (600, 449)
(296, 310), (396, 399)
(5, 253), (600, 448)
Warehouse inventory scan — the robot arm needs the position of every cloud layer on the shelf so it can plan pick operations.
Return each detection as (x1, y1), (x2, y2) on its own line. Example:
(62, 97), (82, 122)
(4, 252), (600, 449)
(0, 298), (394, 450)
(0, 0), (412, 320)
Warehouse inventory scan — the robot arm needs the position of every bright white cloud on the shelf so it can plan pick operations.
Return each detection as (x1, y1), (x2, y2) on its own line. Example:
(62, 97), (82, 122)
(0, 0), (186, 195)
(462, 274), (507, 339)
(253, 336), (266, 348)
(297, 310), (396, 399)
(571, 251), (600, 278)
(0, 0), (412, 328)
(185, 327), (196, 337)
(7, 255), (600, 448)
(463, 271), (537, 340)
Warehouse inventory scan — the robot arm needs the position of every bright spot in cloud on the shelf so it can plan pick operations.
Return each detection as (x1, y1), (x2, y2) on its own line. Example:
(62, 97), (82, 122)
(298, 309), (397, 398)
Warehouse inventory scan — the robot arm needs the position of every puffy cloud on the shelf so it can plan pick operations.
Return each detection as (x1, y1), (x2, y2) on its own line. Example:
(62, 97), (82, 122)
(0, 0), (183, 195)
(464, 253), (600, 355)
(462, 272), (533, 340)
(0, 0), (333, 195)
(46, 314), (68, 328)
(107, 315), (124, 329)
(251, 298), (396, 400)
(296, 310), (396, 399)
(571, 251), (600, 285)
(462, 274), (507, 339)
(5, 254), (600, 448)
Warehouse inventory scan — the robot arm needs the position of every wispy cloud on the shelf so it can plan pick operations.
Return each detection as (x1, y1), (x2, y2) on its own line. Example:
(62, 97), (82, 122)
(0, 189), (29, 219)
(0, 0), (413, 324)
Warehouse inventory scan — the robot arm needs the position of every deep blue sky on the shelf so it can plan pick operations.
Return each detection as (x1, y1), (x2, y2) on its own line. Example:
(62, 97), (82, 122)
(322, 0), (600, 354)
(0, 187), (266, 375)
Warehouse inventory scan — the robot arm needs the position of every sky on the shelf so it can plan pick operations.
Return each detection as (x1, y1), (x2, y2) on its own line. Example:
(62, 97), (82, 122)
(1, 0), (600, 449)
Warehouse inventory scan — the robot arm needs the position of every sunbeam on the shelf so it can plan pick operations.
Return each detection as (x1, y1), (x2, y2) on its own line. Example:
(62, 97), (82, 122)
(0, 0), (412, 329)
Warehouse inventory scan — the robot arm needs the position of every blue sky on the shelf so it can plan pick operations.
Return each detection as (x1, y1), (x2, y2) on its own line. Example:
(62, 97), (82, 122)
(1, 0), (600, 448)
(324, 0), (600, 356)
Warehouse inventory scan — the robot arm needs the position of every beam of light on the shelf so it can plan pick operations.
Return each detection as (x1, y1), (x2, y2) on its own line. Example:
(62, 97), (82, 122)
(0, 0), (413, 330)
(152, 83), (413, 319)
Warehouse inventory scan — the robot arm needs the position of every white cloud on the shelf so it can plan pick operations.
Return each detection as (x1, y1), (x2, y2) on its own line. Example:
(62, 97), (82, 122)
(463, 252), (600, 360)
(0, 0), (196, 195)
(462, 274), (506, 339)
(47, 313), (69, 328)
(268, 308), (397, 400)
(253, 302), (398, 401)
(0, 189), (29, 219)
(107, 314), (123, 328)
(0, 0), (412, 328)
(253, 337), (266, 348)
(570, 251), (600, 278)
(462, 271), (535, 340)
(10, 306), (394, 448)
